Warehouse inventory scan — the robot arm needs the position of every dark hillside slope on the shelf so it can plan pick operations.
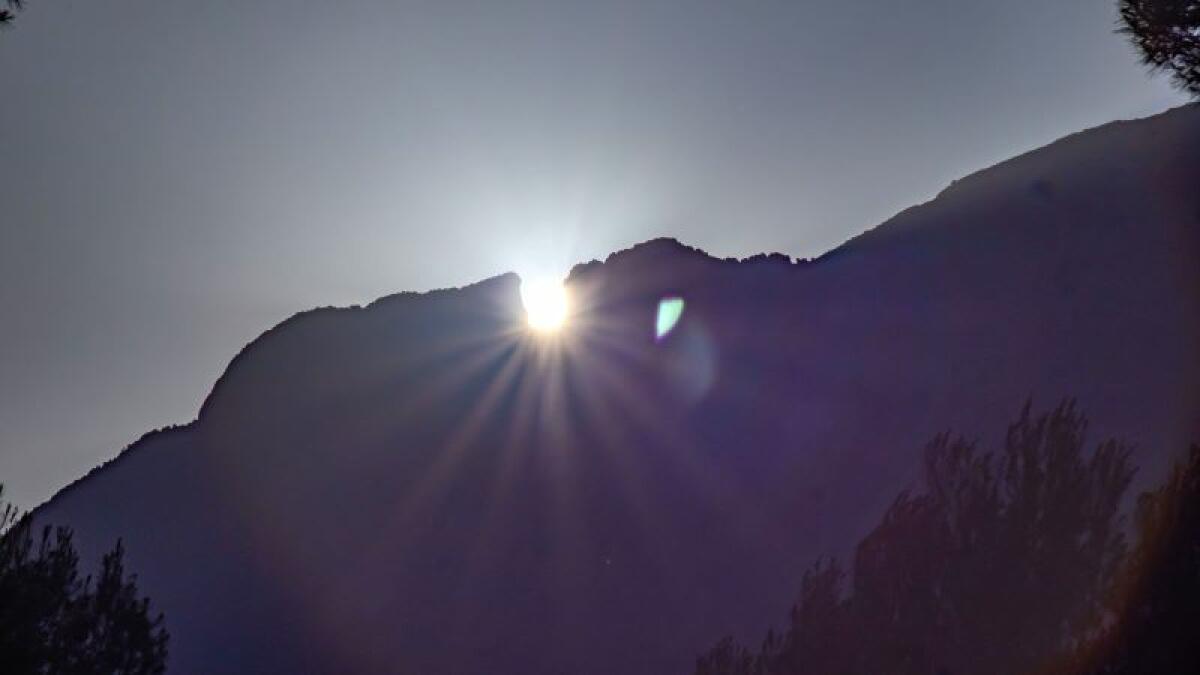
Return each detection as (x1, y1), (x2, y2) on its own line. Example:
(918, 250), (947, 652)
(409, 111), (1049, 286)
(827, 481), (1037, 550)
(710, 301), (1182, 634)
(33, 105), (1200, 674)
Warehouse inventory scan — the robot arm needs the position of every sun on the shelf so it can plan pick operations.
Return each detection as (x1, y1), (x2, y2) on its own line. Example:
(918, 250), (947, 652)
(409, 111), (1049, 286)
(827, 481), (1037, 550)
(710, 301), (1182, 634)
(520, 276), (570, 332)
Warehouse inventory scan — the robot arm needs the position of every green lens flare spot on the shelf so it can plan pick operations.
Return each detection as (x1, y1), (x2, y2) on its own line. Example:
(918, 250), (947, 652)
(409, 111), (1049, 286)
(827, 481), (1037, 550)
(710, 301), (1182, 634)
(655, 297), (685, 340)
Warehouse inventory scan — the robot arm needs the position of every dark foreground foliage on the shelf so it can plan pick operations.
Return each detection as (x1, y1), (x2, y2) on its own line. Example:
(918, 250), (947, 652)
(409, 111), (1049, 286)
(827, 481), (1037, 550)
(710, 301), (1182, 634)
(0, 487), (169, 674)
(698, 400), (1161, 675)
(1059, 443), (1200, 674)
(1119, 0), (1200, 96)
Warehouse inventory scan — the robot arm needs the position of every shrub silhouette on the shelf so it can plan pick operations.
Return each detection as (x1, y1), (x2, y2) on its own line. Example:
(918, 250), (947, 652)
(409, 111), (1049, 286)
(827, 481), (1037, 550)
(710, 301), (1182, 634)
(0, 486), (169, 674)
(1119, 0), (1200, 97)
(698, 400), (1136, 675)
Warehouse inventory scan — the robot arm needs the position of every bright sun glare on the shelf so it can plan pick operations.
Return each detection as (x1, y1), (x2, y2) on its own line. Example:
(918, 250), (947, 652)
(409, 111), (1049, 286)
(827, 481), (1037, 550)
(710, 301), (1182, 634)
(520, 277), (569, 332)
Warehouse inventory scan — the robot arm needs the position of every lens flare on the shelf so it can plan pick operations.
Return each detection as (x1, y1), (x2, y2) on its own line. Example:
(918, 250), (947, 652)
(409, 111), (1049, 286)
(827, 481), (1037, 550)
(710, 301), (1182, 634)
(656, 297), (685, 340)
(521, 277), (569, 332)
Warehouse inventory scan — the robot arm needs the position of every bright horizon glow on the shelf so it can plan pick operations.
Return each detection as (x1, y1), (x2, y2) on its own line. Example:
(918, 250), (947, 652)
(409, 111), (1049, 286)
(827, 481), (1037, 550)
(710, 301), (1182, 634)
(520, 277), (570, 332)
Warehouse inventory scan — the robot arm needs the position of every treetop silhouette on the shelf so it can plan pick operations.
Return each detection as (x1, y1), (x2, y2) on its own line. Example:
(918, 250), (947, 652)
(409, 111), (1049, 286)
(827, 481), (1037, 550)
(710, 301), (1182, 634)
(698, 400), (1137, 675)
(1119, 0), (1200, 96)
(0, 485), (169, 675)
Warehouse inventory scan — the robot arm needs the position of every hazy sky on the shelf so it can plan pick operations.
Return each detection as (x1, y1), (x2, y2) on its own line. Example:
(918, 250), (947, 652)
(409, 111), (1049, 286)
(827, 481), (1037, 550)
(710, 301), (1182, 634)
(0, 0), (1187, 507)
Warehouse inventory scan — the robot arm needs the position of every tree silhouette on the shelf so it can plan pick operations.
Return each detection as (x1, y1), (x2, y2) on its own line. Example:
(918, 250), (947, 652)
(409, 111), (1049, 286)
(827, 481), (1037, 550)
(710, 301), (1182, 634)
(1062, 444), (1200, 674)
(0, 485), (169, 674)
(1119, 0), (1200, 96)
(696, 637), (762, 675)
(698, 400), (1135, 675)
(0, 0), (24, 26)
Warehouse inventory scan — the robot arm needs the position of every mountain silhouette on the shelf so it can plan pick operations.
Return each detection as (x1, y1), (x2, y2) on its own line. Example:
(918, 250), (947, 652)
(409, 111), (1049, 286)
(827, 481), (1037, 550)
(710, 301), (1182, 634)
(31, 104), (1200, 674)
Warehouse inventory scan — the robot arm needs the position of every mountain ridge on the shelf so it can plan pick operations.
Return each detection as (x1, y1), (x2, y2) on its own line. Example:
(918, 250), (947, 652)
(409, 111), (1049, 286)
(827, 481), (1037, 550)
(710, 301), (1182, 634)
(43, 103), (1200, 516)
(28, 104), (1200, 675)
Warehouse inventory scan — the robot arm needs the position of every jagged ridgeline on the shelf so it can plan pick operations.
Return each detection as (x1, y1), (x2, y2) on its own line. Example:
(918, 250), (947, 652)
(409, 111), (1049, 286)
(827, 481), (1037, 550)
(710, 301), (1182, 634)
(32, 105), (1200, 674)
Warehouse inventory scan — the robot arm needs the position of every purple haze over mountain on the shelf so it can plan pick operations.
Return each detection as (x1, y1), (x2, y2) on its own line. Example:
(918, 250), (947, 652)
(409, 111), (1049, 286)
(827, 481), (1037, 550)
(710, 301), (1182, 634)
(33, 105), (1200, 674)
